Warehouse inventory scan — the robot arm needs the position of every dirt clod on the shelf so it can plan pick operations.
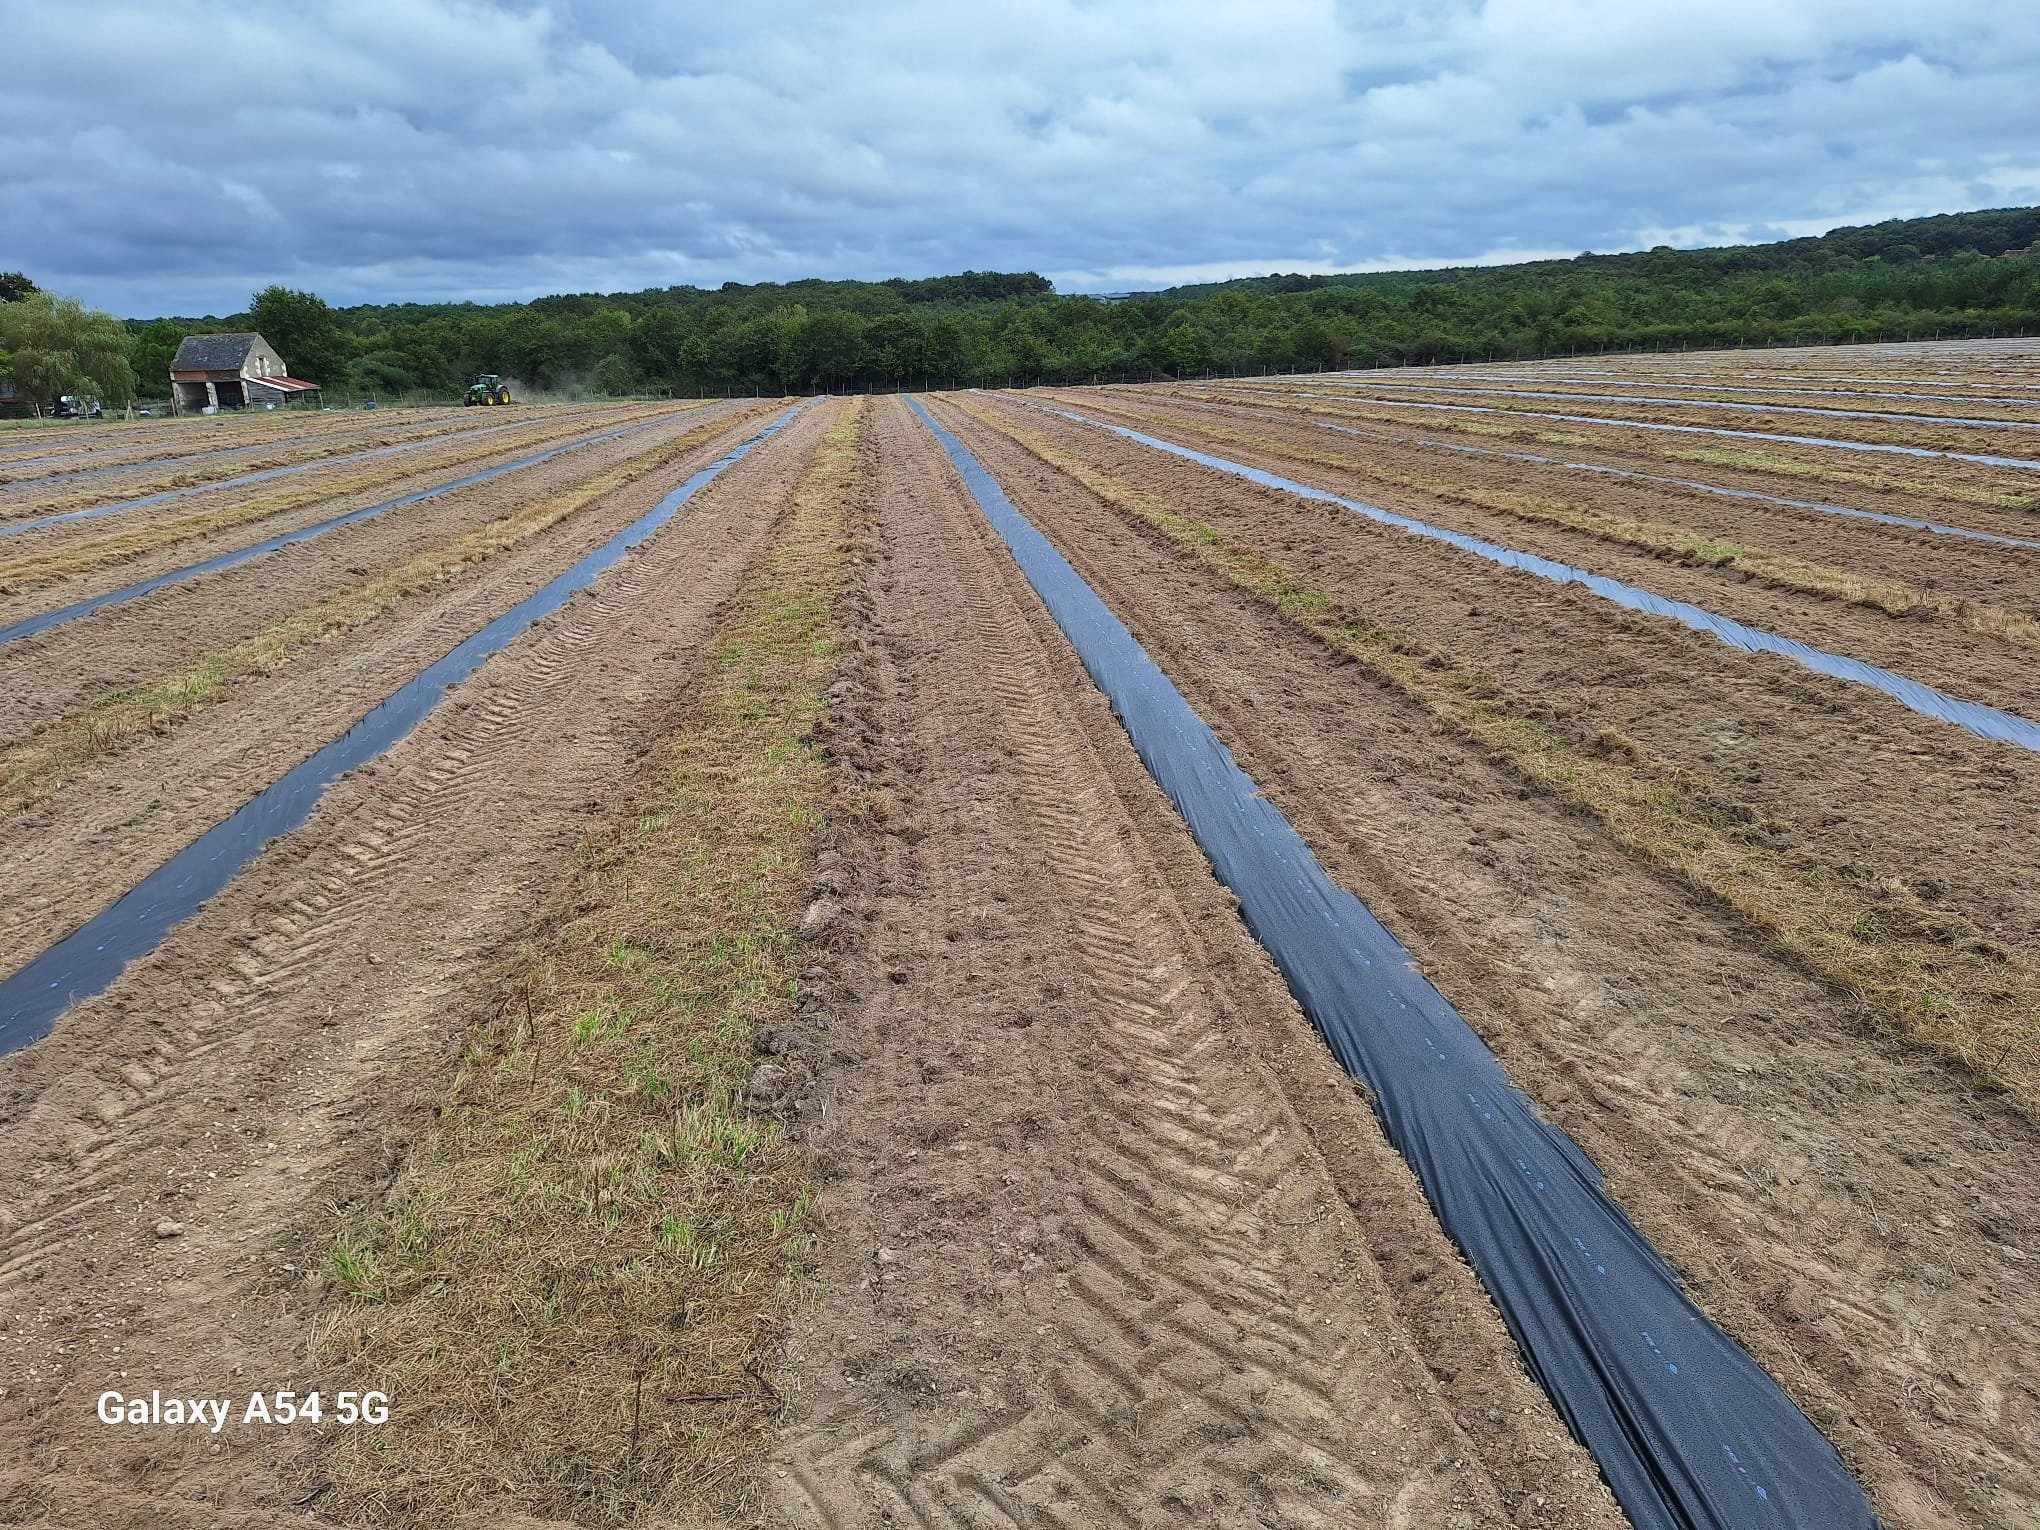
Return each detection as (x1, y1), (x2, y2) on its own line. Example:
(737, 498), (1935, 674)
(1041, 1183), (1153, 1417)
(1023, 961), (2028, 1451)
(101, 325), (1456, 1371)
(746, 1061), (789, 1108)
(798, 897), (842, 938)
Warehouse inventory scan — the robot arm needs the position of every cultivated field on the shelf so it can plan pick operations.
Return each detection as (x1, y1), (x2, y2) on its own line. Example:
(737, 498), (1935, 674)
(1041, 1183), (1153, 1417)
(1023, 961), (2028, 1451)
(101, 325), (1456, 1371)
(0, 343), (2035, 1530)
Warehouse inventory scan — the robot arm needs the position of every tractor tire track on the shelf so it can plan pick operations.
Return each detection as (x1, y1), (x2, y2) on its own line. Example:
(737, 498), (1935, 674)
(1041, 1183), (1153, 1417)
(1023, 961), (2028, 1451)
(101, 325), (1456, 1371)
(770, 398), (1620, 1530)
(0, 404), (772, 984)
(931, 395), (2040, 1530)
(0, 402), (752, 744)
(0, 403), (840, 1519)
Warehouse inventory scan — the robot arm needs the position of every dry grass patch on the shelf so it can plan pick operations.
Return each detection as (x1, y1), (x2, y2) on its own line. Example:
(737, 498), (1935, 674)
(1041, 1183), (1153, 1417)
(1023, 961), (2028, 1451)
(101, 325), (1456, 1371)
(1086, 395), (2040, 650)
(1660, 442), (2040, 512)
(959, 398), (2040, 1106)
(0, 407), (770, 816)
(0, 414), (465, 491)
(0, 404), (686, 591)
(1185, 387), (2040, 511)
(316, 401), (862, 1527)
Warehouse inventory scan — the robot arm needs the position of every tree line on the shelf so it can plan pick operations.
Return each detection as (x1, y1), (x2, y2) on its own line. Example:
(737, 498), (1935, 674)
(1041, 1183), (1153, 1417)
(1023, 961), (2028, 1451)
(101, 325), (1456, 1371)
(7, 206), (2040, 411)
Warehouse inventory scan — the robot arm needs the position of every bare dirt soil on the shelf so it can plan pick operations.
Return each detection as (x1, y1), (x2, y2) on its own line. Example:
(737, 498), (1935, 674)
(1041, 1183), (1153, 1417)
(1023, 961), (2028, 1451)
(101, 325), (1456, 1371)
(1141, 388), (2040, 600)
(930, 387), (2040, 1529)
(0, 401), (837, 1527)
(0, 406), (597, 501)
(1000, 389), (2040, 981)
(1052, 388), (2040, 718)
(2, 341), (2035, 1530)
(770, 397), (1620, 1530)
(1292, 379), (2040, 452)
(1213, 380), (2040, 516)
(0, 404), (775, 981)
(0, 403), (752, 745)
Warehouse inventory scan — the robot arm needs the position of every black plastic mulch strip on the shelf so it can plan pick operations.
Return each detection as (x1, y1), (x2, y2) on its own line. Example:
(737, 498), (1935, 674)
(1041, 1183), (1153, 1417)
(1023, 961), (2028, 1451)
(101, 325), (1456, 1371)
(0, 406), (802, 1053)
(908, 395), (1881, 1530)
(1265, 386), (2040, 472)
(1038, 401), (2040, 754)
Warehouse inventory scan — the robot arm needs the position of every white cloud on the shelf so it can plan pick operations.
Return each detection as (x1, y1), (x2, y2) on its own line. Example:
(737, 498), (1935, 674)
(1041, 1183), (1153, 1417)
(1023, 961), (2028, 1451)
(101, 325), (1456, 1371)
(3, 0), (2035, 312)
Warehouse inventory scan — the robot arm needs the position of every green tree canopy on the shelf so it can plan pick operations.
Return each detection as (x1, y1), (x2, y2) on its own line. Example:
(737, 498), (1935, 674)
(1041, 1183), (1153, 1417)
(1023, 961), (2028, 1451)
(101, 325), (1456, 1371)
(129, 319), (185, 394)
(248, 284), (349, 383)
(0, 272), (38, 303)
(116, 206), (2040, 400)
(0, 292), (136, 409)
(589, 351), (638, 395)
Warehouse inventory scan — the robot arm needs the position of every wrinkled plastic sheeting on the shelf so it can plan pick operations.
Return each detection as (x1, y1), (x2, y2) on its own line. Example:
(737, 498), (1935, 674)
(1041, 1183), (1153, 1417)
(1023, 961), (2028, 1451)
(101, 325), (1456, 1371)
(0, 416), (676, 647)
(1039, 403), (2040, 755)
(1421, 440), (2040, 552)
(1, 437), (291, 492)
(1, 410), (610, 537)
(907, 397), (1882, 1530)
(1274, 388), (2040, 473)
(1390, 371), (2040, 410)
(0, 406), (803, 1053)
(1309, 378), (2040, 433)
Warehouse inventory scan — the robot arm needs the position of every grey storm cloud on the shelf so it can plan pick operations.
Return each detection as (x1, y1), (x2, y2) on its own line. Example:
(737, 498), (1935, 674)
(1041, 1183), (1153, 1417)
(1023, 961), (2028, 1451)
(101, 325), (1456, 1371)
(8, 0), (2040, 315)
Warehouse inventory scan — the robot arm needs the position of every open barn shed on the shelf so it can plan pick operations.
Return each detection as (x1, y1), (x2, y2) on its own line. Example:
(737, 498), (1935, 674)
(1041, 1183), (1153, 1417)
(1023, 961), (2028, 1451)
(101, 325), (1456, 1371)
(170, 332), (321, 413)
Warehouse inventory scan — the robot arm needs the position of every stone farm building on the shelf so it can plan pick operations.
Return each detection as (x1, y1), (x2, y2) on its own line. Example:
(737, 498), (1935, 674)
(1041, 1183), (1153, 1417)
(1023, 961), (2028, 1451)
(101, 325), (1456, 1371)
(170, 333), (322, 413)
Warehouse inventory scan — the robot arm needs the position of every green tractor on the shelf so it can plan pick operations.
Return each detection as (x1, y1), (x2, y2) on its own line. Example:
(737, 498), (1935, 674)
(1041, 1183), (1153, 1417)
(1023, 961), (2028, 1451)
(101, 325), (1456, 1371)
(464, 373), (513, 406)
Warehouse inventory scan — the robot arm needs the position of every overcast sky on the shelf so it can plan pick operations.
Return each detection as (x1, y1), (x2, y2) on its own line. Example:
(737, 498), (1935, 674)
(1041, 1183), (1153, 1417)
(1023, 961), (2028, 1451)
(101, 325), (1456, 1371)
(9, 1), (2038, 317)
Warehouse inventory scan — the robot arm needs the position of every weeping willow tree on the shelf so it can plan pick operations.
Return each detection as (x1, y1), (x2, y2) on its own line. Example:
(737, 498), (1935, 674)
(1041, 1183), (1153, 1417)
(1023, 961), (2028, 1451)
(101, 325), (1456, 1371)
(0, 291), (137, 414)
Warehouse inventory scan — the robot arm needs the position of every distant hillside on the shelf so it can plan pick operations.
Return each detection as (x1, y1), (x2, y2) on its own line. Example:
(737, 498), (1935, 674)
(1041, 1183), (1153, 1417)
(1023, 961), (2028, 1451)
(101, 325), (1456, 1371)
(124, 206), (2040, 398)
(1158, 206), (2040, 300)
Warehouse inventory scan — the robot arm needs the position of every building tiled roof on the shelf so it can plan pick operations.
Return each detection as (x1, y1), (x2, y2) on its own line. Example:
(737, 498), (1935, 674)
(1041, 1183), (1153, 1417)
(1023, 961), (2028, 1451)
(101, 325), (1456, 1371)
(169, 332), (265, 371)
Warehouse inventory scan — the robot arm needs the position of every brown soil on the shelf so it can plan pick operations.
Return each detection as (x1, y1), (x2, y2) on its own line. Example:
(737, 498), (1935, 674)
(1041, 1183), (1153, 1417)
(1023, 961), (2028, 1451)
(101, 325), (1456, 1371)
(0, 407), (568, 498)
(312, 401), (863, 1528)
(1301, 379), (2040, 451)
(1045, 389), (2040, 717)
(0, 411), (454, 477)
(981, 391), (2040, 1033)
(1132, 387), (2040, 582)
(767, 397), (1622, 1530)
(0, 405), (683, 583)
(1205, 382), (2040, 513)
(925, 390), (2040, 1529)
(3, 341), (2035, 1530)
(1343, 378), (2040, 425)
(0, 403), (756, 746)
(0, 405), (776, 977)
(1346, 342), (2040, 397)
(0, 401), (840, 1527)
